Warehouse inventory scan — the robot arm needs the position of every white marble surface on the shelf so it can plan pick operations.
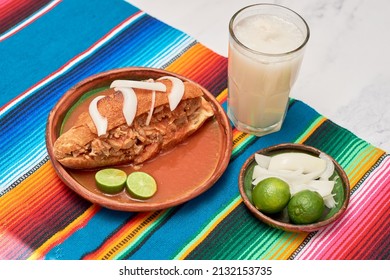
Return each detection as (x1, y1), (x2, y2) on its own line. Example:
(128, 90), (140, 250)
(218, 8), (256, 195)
(128, 0), (390, 152)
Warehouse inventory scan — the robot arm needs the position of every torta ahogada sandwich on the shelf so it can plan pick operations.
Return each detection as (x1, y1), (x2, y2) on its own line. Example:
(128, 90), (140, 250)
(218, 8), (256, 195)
(53, 76), (214, 169)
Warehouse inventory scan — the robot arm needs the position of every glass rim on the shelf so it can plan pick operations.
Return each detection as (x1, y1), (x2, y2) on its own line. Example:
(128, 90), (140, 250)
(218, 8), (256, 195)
(229, 3), (310, 57)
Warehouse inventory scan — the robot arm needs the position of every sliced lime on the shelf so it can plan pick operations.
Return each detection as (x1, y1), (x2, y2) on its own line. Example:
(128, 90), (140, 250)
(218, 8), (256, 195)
(95, 168), (127, 194)
(126, 172), (157, 200)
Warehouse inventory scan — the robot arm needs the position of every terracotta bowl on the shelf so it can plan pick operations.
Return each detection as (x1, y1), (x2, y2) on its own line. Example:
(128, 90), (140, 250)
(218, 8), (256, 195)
(46, 67), (232, 211)
(239, 143), (350, 232)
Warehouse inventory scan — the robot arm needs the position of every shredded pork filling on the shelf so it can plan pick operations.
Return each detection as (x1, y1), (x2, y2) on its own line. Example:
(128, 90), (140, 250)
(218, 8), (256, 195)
(69, 97), (202, 162)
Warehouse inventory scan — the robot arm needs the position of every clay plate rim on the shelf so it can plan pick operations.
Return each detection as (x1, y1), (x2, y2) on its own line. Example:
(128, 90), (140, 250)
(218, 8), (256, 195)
(46, 67), (233, 211)
(238, 143), (350, 232)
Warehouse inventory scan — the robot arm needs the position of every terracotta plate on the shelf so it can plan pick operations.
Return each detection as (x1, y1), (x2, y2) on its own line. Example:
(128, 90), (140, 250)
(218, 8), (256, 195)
(46, 67), (232, 211)
(239, 143), (350, 232)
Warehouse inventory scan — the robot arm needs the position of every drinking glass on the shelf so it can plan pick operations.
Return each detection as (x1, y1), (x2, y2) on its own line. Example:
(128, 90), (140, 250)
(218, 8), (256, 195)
(228, 4), (310, 136)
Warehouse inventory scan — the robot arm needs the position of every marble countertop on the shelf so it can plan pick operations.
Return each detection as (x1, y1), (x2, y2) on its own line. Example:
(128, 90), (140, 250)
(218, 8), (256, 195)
(128, 0), (389, 152)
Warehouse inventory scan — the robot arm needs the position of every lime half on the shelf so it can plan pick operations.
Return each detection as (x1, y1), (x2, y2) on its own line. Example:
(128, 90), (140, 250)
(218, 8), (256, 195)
(95, 168), (127, 194)
(126, 172), (157, 200)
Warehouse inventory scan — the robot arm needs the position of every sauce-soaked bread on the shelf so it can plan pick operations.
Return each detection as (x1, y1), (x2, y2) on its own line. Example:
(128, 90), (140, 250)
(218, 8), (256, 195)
(53, 79), (214, 169)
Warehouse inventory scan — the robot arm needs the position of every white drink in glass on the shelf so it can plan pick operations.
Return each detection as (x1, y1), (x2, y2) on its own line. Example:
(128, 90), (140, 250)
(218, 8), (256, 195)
(228, 4), (309, 136)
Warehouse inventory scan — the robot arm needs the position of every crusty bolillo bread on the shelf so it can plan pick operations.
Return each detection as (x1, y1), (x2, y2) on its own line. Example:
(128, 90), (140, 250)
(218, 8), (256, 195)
(53, 79), (214, 169)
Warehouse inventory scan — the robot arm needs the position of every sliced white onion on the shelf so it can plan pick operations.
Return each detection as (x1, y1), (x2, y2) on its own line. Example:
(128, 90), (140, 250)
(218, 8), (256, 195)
(158, 76), (184, 111)
(252, 174), (287, 186)
(289, 184), (310, 196)
(89, 96), (108, 136)
(289, 180), (334, 197)
(145, 89), (156, 126)
(319, 152), (335, 180)
(115, 87), (137, 126)
(110, 80), (167, 92)
(252, 165), (268, 181)
(254, 154), (271, 169)
(268, 152), (327, 178)
(323, 194), (337, 208)
(252, 165), (317, 186)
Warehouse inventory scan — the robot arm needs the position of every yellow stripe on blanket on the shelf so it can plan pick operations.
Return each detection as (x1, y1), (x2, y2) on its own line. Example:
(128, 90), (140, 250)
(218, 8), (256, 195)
(83, 210), (164, 260)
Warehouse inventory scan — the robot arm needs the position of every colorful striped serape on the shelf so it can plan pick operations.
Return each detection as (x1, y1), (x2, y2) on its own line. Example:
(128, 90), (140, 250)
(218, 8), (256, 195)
(0, 0), (389, 260)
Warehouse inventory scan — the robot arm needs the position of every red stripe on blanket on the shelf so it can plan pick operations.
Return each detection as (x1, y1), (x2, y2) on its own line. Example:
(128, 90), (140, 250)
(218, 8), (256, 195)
(0, 0), (53, 33)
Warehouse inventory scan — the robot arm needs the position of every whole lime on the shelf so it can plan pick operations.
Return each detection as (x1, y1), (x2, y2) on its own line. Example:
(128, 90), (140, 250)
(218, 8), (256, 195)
(287, 190), (325, 225)
(252, 177), (291, 214)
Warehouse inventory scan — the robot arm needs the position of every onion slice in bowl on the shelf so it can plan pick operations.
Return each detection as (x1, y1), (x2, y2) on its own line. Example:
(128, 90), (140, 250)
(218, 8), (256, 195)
(158, 76), (184, 111)
(268, 152), (327, 175)
(319, 152), (335, 180)
(114, 87), (137, 126)
(110, 80), (167, 92)
(255, 154), (271, 169)
(289, 180), (335, 197)
(89, 96), (108, 136)
(323, 194), (337, 208)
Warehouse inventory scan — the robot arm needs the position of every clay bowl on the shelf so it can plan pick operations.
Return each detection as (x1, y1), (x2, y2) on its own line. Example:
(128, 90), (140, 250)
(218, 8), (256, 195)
(46, 67), (232, 211)
(239, 143), (350, 232)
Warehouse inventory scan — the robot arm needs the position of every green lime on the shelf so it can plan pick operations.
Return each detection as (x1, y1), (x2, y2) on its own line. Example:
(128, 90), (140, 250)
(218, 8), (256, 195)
(252, 177), (291, 214)
(95, 168), (127, 194)
(287, 190), (325, 225)
(126, 172), (157, 200)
